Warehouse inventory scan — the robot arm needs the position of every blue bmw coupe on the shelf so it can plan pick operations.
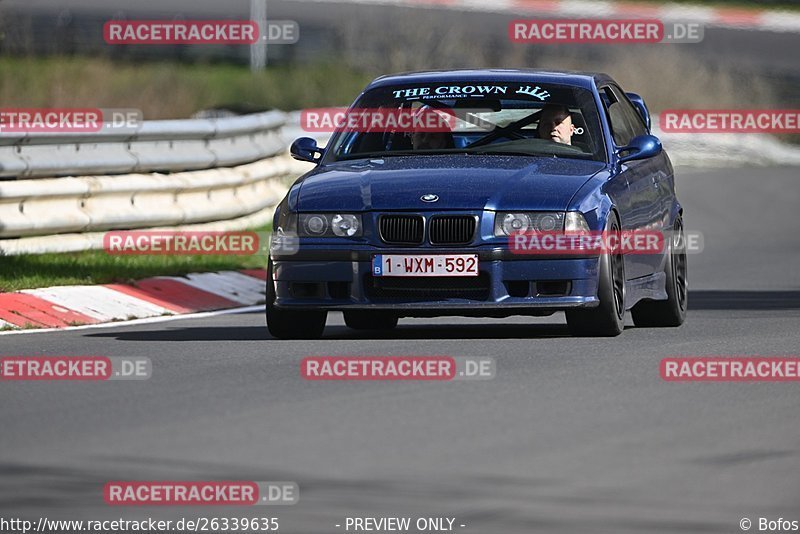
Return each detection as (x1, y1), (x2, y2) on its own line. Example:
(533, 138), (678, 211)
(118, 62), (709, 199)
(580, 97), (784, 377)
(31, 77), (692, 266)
(268, 69), (687, 338)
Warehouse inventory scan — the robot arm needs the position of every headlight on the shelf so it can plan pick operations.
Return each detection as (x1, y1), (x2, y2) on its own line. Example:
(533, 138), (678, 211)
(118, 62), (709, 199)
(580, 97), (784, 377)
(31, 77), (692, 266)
(494, 212), (565, 236)
(565, 211), (590, 232)
(331, 214), (360, 237)
(298, 213), (363, 237)
(303, 214), (328, 235)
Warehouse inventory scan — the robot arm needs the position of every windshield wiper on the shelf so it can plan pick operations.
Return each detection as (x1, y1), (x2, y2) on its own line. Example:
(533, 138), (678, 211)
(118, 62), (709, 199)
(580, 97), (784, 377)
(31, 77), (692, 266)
(472, 150), (594, 160)
(336, 150), (470, 161)
(468, 149), (550, 157)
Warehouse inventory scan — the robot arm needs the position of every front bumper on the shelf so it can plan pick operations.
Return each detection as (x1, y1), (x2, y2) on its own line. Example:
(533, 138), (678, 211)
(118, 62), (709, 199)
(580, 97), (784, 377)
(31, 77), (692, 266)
(271, 247), (601, 315)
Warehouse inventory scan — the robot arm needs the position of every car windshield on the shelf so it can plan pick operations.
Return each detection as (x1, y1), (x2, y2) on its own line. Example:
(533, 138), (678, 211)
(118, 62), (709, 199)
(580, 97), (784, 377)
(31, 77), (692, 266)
(327, 81), (606, 162)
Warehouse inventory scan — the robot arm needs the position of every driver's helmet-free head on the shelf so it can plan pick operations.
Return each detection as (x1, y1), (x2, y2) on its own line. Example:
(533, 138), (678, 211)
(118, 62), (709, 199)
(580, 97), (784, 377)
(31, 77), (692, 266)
(537, 104), (575, 145)
(409, 105), (455, 150)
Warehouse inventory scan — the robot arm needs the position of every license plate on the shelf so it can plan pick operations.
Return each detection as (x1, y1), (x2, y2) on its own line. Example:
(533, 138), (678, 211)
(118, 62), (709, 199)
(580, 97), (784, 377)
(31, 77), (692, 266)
(372, 254), (479, 277)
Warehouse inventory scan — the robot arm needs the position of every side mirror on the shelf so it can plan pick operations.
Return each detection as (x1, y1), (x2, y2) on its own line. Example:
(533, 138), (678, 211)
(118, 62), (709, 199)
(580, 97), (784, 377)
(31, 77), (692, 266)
(290, 137), (324, 164)
(617, 134), (662, 164)
(626, 92), (651, 132)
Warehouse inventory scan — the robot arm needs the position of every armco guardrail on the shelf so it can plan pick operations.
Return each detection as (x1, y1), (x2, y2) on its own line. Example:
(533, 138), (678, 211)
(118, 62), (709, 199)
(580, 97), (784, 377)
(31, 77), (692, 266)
(0, 111), (314, 255)
(0, 111), (287, 179)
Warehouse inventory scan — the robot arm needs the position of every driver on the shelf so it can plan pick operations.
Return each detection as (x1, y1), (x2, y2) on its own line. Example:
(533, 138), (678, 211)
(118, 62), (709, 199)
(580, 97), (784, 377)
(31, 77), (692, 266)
(409, 105), (455, 150)
(411, 130), (453, 150)
(537, 104), (576, 145)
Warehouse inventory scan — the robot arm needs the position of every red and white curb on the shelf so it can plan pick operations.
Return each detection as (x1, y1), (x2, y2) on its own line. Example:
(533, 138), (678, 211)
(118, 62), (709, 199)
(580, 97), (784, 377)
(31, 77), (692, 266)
(317, 0), (800, 33)
(0, 269), (268, 333)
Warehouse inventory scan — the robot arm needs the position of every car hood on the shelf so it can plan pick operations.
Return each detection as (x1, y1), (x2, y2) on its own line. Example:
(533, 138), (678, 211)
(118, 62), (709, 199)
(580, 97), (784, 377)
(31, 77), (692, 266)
(297, 155), (605, 212)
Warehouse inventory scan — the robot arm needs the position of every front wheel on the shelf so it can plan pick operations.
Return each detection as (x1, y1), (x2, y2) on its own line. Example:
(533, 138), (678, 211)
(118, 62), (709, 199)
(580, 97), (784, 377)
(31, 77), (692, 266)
(565, 213), (626, 337)
(265, 260), (327, 340)
(631, 217), (688, 327)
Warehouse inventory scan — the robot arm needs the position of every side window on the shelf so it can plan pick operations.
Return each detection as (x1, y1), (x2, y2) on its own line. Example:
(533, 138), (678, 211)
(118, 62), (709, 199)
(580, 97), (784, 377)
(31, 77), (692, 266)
(601, 87), (634, 147)
(609, 85), (647, 140)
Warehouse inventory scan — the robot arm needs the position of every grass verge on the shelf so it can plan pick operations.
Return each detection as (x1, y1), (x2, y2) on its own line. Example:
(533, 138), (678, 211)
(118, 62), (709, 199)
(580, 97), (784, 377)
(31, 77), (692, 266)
(0, 227), (271, 292)
(0, 56), (373, 119)
(0, 251), (266, 293)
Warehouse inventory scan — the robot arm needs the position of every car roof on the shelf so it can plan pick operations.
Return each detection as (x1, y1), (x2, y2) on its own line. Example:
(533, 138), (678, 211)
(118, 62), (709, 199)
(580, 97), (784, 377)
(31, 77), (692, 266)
(366, 69), (616, 91)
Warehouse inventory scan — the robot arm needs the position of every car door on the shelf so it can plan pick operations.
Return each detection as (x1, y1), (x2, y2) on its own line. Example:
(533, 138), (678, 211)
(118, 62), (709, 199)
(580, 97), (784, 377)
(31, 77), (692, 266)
(600, 85), (665, 279)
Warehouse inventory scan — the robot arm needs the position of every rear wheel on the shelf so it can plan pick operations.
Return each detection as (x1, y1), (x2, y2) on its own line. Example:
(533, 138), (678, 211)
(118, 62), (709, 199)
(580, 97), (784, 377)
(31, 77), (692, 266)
(265, 260), (327, 340)
(344, 311), (398, 330)
(566, 213), (626, 337)
(631, 217), (688, 327)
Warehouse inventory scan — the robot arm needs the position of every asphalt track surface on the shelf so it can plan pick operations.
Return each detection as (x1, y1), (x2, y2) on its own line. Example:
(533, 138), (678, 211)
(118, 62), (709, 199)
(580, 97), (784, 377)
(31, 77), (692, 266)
(2, 166), (799, 533)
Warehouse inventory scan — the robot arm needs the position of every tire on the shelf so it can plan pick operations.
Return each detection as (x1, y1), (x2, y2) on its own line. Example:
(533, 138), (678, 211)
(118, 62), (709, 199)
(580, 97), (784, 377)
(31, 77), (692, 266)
(565, 213), (626, 337)
(631, 217), (688, 327)
(344, 311), (398, 330)
(265, 260), (327, 340)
